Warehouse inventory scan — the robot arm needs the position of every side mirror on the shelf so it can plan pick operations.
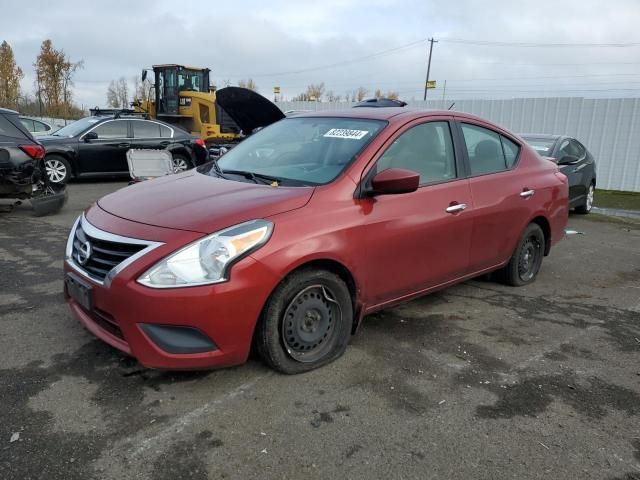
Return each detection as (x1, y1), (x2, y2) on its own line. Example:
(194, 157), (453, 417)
(558, 154), (578, 165)
(84, 131), (98, 142)
(370, 168), (420, 195)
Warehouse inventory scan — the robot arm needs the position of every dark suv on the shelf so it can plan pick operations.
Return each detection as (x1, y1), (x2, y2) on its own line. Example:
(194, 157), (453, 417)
(0, 107), (66, 215)
(39, 111), (209, 184)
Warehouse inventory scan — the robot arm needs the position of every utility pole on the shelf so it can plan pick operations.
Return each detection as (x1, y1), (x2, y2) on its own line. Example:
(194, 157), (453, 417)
(423, 37), (438, 101)
(442, 79), (447, 107)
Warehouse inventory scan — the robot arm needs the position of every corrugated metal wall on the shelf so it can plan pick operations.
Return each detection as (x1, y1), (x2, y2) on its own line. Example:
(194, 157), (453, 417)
(277, 97), (640, 192)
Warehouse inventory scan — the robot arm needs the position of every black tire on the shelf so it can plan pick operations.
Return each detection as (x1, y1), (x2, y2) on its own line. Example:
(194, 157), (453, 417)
(44, 155), (72, 184)
(255, 268), (353, 374)
(171, 154), (192, 173)
(501, 223), (545, 287)
(575, 182), (595, 214)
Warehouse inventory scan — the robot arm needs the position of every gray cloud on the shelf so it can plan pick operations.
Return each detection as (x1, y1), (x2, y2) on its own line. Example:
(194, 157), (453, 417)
(3, 0), (640, 107)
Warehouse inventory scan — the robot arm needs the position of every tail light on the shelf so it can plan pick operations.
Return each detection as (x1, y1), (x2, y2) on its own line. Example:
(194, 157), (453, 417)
(19, 144), (45, 160)
(194, 138), (206, 148)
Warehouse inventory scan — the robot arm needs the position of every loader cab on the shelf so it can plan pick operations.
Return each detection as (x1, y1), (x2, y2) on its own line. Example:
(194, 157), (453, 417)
(152, 64), (211, 117)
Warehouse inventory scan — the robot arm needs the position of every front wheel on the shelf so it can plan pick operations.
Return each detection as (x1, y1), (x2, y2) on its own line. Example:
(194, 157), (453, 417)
(501, 223), (545, 286)
(255, 268), (353, 374)
(575, 183), (594, 214)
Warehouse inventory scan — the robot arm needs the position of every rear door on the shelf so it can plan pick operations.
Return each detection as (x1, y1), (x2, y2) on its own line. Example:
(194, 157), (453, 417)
(362, 117), (474, 304)
(457, 121), (529, 272)
(77, 120), (130, 174)
(130, 120), (172, 150)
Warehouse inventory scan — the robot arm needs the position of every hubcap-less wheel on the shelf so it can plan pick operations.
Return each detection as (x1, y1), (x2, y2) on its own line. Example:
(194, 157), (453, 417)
(45, 159), (67, 183)
(518, 236), (542, 282)
(586, 184), (594, 211)
(281, 285), (341, 363)
(172, 157), (189, 173)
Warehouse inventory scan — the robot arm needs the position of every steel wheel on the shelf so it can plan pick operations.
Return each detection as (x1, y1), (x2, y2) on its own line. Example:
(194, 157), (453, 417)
(281, 285), (341, 363)
(517, 235), (543, 282)
(172, 156), (189, 173)
(45, 158), (68, 183)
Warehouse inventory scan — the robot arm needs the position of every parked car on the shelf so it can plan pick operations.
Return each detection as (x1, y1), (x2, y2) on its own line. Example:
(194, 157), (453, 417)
(19, 116), (55, 137)
(38, 112), (209, 184)
(520, 134), (596, 214)
(0, 108), (67, 215)
(63, 108), (569, 373)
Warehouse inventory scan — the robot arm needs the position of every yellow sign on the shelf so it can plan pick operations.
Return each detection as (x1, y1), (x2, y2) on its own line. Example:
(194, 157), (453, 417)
(273, 86), (281, 94)
(426, 80), (437, 89)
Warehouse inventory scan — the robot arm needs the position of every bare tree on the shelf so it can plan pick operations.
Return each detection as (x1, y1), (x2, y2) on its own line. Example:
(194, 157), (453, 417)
(106, 77), (129, 108)
(0, 40), (23, 109)
(237, 78), (258, 91)
(355, 86), (368, 102)
(326, 90), (342, 102)
(133, 75), (153, 104)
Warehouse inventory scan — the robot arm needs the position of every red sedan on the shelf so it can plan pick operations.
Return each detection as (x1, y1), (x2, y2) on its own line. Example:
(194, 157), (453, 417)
(64, 108), (569, 373)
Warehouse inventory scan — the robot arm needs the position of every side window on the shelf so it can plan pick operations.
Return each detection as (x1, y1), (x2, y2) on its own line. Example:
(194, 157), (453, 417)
(570, 140), (586, 159)
(93, 121), (128, 139)
(376, 121), (457, 184)
(34, 121), (49, 132)
(159, 124), (173, 138)
(558, 139), (578, 160)
(501, 136), (520, 168)
(20, 118), (35, 132)
(133, 121), (161, 138)
(461, 123), (511, 175)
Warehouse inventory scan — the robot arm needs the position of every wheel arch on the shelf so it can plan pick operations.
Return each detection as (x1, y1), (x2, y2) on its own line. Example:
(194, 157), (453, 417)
(257, 257), (362, 337)
(530, 215), (551, 256)
(44, 151), (76, 178)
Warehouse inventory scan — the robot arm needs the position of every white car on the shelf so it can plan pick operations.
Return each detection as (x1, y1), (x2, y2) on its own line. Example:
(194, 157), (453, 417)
(19, 117), (55, 137)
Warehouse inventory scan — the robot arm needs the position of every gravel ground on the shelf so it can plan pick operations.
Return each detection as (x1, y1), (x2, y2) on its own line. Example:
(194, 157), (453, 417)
(1, 180), (639, 480)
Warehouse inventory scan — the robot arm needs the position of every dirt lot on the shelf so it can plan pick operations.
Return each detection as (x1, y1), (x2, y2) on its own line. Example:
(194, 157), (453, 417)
(1, 181), (639, 480)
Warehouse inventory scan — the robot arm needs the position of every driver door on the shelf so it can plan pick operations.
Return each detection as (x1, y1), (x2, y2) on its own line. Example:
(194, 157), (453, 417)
(78, 120), (130, 174)
(361, 118), (474, 305)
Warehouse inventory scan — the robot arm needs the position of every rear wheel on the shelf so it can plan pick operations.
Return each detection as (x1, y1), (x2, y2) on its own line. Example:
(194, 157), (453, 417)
(171, 154), (191, 173)
(255, 268), (353, 374)
(501, 223), (545, 286)
(575, 183), (594, 214)
(44, 155), (71, 184)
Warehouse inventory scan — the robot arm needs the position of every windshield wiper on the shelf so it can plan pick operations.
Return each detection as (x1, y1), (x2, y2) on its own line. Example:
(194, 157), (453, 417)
(221, 169), (281, 185)
(210, 157), (227, 179)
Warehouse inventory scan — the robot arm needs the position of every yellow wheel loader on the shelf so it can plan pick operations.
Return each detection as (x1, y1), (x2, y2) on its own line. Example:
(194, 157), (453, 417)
(133, 64), (283, 147)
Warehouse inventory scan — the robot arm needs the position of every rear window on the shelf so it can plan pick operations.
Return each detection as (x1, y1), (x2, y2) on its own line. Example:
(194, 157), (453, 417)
(522, 137), (556, 156)
(0, 114), (32, 140)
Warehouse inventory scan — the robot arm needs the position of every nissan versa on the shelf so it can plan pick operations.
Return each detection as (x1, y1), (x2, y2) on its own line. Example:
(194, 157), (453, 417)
(64, 108), (569, 373)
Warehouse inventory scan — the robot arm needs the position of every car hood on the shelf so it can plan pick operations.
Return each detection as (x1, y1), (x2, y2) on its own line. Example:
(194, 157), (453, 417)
(97, 171), (314, 234)
(215, 87), (285, 134)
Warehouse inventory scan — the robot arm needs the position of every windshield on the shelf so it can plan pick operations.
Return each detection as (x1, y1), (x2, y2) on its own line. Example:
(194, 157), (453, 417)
(522, 137), (556, 156)
(52, 117), (103, 137)
(203, 117), (386, 186)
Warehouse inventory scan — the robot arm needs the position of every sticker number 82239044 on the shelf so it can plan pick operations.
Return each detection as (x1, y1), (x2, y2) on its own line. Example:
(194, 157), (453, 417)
(323, 128), (369, 140)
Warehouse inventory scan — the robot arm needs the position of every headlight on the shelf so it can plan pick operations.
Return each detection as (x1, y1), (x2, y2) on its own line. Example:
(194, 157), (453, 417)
(138, 219), (273, 288)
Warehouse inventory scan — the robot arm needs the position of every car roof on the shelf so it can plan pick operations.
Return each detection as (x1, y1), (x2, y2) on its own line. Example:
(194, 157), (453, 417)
(0, 107), (19, 115)
(294, 107), (480, 121)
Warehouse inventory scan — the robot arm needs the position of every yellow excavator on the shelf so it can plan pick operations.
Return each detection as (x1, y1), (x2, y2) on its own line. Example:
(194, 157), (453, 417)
(132, 64), (283, 146)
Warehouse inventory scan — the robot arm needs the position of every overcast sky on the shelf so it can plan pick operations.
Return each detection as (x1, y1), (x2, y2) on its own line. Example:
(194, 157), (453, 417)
(4, 0), (640, 107)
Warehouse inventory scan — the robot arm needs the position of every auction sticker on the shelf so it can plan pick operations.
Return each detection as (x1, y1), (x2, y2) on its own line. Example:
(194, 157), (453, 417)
(324, 128), (369, 140)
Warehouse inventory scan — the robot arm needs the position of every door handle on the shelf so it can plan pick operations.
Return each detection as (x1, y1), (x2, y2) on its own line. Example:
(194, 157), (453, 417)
(117, 143), (131, 148)
(159, 141), (170, 147)
(445, 203), (467, 214)
(520, 189), (535, 198)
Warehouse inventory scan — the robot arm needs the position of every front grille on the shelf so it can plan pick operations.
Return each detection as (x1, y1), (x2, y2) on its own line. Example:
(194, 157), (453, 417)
(71, 221), (147, 282)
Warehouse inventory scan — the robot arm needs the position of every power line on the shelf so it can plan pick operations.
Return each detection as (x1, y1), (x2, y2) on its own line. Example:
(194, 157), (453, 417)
(241, 38), (427, 78)
(440, 38), (640, 48)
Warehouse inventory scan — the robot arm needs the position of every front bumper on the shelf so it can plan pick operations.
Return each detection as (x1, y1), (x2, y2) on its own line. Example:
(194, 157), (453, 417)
(64, 209), (281, 370)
